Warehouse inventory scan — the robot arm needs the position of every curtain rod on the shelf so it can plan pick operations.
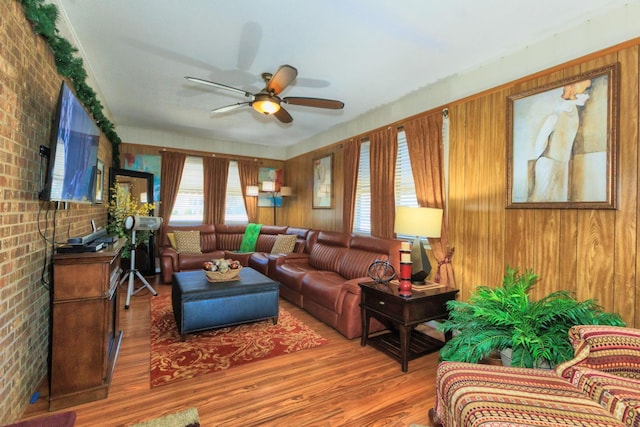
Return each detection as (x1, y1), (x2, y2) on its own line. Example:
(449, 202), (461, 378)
(156, 147), (281, 164)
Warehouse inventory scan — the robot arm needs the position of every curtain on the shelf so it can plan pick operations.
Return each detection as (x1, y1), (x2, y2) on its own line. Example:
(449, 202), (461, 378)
(238, 160), (259, 223)
(404, 111), (455, 285)
(203, 157), (229, 224)
(159, 151), (186, 222)
(159, 151), (186, 238)
(369, 127), (398, 238)
(342, 139), (360, 233)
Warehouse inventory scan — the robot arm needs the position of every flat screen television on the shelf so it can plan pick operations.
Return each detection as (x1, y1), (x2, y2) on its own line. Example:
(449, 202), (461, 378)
(40, 81), (100, 204)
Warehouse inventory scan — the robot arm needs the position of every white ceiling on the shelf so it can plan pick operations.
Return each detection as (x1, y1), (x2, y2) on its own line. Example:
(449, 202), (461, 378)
(53, 0), (632, 153)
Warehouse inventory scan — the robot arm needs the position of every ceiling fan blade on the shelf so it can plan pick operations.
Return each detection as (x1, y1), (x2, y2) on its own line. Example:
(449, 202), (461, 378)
(211, 102), (250, 113)
(185, 76), (253, 98)
(267, 65), (298, 95)
(273, 106), (293, 123)
(283, 97), (344, 110)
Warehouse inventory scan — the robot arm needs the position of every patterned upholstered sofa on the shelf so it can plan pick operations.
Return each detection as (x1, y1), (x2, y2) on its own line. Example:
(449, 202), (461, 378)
(431, 325), (640, 427)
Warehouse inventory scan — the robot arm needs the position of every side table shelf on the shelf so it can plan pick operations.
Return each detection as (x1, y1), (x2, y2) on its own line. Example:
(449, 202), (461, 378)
(359, 281), (458, 372)
(366, 329), (447, 363)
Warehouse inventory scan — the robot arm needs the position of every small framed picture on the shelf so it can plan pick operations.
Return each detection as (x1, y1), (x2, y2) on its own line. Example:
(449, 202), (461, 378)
(313, 154), (333, 209)
(94, 159), (105, 203)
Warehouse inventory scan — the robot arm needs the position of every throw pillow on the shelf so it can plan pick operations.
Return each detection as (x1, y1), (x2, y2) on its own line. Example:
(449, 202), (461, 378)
(271, 234), (297, 254)
(239, 223), (262, 252)
(167, 232), (177, 249)
(174, 230), (202, 254)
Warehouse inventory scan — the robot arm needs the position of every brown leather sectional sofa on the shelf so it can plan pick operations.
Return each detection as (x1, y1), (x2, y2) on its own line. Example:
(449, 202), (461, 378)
(158, 224), (402, 339)
(273, 231), (401, 338)
(158, 224), (308, 283)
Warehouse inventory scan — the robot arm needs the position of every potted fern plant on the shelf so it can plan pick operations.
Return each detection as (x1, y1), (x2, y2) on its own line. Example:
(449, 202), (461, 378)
(438, 267), (625, 368)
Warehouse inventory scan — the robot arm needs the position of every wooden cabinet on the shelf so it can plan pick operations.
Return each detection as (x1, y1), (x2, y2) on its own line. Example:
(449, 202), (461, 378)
(49, 240), (124, 410)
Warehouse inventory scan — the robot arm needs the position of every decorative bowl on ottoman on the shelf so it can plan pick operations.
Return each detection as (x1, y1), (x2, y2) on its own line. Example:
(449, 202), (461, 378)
(203, 259), (242, 282)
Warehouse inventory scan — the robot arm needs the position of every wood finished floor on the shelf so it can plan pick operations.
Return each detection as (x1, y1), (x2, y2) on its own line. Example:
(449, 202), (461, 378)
(21, 277), (439, 426)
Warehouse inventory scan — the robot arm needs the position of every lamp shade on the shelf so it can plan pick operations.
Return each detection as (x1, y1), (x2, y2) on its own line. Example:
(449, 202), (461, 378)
(280, 186), (292, 197)
(262, 181), (276, 192)
(246, 185), (259, 197)
(394, 206), (443, 238)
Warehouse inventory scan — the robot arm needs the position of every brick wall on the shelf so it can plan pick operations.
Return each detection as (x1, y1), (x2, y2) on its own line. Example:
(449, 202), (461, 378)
(0, 2), (112, 423)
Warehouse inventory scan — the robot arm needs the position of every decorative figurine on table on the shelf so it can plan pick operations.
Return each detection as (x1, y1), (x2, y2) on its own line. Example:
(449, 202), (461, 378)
(367, 260), (396, 285)
(399, 242), (412, 297)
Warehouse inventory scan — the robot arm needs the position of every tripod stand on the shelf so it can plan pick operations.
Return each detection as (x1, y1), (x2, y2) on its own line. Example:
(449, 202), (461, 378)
(120, 228), (157, 309)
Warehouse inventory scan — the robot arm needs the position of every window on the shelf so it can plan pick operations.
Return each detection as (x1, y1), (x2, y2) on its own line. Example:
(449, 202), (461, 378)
(353, 141), (371, 234)
(395, 130), (418, 208)
(168, 157), (248, 226)
(170, 156), (204, 225)
(352, 130), (418, 236)
(395, 130), (419, 239)
(225, 161), (248, 224)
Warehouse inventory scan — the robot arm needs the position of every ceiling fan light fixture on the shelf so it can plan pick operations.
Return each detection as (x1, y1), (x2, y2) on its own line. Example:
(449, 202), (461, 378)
(252, 94), (281, 115)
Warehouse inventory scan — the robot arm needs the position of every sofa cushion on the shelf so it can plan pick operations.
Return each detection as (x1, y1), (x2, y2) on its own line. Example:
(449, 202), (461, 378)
(161, 224), (216, 252)
(255, 225), (288, 252)
(308, 231), (350, 272)
(271, 234), (297, 254)
(174, 230), (202, 254)
(569, 366), (640, 426)
(215, 224), (247, 251)
(301, 270), (345, 311)
(167, 232), (177, 248)
(557, 326), (640, 380)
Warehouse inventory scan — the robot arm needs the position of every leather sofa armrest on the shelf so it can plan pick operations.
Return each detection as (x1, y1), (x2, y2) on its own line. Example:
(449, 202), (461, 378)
(224, 250), (252, 266)
(275, 253), (310, 265)
(342, 278), (367, 296)
(159, 247), (179, 283)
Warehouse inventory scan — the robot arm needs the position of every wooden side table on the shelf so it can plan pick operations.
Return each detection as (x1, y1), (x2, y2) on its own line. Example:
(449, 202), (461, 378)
(359, 281), (458, 372)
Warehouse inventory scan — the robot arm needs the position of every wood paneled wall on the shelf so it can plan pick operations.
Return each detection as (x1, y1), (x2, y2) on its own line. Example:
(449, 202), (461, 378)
(279, 145), (345, 231)
(284, 42), (640, 328)
(447, 45), (639, 328)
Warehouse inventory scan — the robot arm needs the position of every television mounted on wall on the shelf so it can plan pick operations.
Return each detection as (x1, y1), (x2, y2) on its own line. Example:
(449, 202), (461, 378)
(40, 81), (100, 204)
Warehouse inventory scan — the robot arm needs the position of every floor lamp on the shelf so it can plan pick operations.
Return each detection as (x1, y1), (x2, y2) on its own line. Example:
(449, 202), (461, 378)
(394, 207), (443, 283)
(248, 182), (292, 225)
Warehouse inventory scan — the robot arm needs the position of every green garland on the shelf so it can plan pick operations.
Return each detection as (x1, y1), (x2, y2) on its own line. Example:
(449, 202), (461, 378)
(19, 0), (121, 168)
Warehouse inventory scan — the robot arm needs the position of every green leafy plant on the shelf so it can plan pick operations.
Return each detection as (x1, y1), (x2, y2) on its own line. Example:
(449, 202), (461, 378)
(438, 267), (625, 368)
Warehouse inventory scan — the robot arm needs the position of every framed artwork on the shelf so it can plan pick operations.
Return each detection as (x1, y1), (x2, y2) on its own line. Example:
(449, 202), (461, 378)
(123, 153), (161, 202)
(313, 153), (333, 209)
(257, 167), (283, 207)
(506, 63), (618, 209)
(94, 159), (105, 203)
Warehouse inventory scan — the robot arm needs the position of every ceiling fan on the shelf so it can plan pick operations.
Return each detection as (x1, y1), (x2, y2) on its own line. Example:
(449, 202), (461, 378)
(185, 64), (344, 123)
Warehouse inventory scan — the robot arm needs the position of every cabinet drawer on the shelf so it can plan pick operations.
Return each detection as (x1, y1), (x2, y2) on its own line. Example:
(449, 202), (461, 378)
(362, 292), (403, 319)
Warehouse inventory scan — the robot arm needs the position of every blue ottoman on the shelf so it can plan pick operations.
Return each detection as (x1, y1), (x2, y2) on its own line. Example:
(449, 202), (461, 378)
(172, 267), (279, 340)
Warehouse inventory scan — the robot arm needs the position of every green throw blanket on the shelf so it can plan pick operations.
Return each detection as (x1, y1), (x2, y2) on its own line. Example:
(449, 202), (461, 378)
(239, 223), (262, 252)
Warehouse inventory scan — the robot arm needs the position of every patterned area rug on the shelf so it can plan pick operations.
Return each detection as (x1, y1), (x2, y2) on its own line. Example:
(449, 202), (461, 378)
(129, 407), (199, 427)
(150, 295), (328, 387)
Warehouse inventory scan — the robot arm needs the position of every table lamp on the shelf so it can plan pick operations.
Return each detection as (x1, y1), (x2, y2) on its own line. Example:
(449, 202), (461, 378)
(394, 206), (443, 283)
